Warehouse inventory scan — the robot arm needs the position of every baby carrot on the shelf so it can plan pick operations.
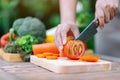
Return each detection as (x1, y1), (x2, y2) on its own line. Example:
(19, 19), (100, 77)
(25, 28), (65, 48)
(46, 56), (58, 60)
(36, 54), (45, 58)
(52, 54), (59, 57)
(80, 56), (100, 62)
(43, 52), (53, 57)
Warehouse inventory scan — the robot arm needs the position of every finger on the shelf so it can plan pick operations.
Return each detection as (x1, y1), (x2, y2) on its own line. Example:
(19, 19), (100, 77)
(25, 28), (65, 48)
(71, 26), (80, 39)
(112, 0), (119, 16)
(61, 29), (67, 45)
(54, 30), (59, 50)
(95, 8), (105, 29)
(114, 4), (119, 15)
(114, 8), (118, 15)
(55, 33), (63, 53)
(109, 5), (115, 20)
(54, 26), (63, 53)
(61, 24), (69, 45)
(103, 4), (110, 23)
(113, 4), (118, 16)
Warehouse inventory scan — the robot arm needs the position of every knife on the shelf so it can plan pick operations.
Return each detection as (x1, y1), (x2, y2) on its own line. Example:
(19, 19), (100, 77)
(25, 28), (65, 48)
(75, 19), (99, 42)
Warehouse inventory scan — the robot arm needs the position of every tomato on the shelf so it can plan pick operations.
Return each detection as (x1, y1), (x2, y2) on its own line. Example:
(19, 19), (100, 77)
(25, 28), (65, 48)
(0, 33), (10, 48)
(63, 40), (86, 60)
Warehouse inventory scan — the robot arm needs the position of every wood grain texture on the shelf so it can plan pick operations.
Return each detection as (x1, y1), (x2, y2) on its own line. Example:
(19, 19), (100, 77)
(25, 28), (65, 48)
(0, 48), (4, 58)
(30, 55), (111, 73)
(0, 48), (22, 62)
(0, 58), (120, 80)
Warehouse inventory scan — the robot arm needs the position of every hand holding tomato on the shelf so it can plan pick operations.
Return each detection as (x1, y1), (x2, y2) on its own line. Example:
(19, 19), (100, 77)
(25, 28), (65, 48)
(54, 23), (80, 54)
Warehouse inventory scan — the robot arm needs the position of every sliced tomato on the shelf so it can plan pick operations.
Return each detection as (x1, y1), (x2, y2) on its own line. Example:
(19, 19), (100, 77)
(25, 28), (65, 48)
(63, 40), (86, 60)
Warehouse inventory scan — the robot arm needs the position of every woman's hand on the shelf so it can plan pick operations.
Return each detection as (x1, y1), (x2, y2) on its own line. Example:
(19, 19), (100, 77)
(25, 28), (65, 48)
(54, 23), (79, 54)
(95, 0), (119, 29)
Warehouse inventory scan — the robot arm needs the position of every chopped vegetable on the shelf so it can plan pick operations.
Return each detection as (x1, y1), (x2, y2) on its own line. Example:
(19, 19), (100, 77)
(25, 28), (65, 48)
(80, 56), (100, 62)
(33, 40), (86, 60)
(12, 17), (46, 43)
(52, 54), (59, 57)
(36, 54), (45, 58)
(63, 40), (86, 60)
(35, 52), (59, 60)
(32, 43), (59, 55)
(46, 56), (58, 60)
(43, 52), (53, 57)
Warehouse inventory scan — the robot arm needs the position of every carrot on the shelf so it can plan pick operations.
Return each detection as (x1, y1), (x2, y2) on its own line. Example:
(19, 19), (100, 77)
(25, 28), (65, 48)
(36, 54), (45, 58)
(32, 43), (59, 55)
(80, 56), (100, 62)
(32, 40), (86, 60)
(43, 52), (53, 57)
(52, 54), (59, 57)
(46, 56), (58, 60)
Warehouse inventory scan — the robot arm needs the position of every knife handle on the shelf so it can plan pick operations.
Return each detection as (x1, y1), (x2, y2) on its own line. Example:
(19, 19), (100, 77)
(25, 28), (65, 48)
(93, 19), (99, 27)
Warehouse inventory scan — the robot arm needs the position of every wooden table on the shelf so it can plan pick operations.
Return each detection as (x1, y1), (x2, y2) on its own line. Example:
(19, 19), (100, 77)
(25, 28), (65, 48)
(0, 59), (120, 80)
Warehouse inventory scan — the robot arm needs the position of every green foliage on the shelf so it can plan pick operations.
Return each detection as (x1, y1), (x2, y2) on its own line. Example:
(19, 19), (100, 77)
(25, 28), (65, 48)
(48, 14), (60, 27)
(15, 35), (38, 61)
(0, 0), (19, 35)
(77, 12), (94, 32)
(77, 0), (95, 29)
(12, 17), (46, 43)
(80, 0), (90, 12)
(22, 0), (59, 29)
(0, 0), (19, 10)
(23, 0), (59, 18)
(80, 0), (96, 12)
(16, 35), (38, 53)
(9, 28), (14, 42)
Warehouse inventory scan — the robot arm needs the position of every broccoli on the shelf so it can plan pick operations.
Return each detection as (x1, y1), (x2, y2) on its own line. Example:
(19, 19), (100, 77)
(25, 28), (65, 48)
(12, 17), (46, 43)
(4, 41), (24, 54)
(15, 34), (38, 61)
(16, 34), (38, 53)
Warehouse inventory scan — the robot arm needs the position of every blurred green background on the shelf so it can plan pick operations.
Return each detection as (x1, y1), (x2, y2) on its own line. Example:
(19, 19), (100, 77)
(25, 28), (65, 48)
(0, 0), (96, 50)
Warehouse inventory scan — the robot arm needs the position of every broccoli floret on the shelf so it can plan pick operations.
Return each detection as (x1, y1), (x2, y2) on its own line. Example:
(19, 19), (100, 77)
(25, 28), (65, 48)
(12, 17), (46, 43)
(15, 34), (39, 61)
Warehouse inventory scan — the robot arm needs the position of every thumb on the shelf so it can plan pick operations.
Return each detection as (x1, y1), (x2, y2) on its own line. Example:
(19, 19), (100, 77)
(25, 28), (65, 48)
(71, 28), (80, 39)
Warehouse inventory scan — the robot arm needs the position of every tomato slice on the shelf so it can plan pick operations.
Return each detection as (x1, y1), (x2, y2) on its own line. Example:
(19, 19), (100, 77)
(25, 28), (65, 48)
(63, 40), (86, 60)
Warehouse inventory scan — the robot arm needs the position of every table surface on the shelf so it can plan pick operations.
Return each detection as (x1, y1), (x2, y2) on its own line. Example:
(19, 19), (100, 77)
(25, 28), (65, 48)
(0, 58), (120, 80)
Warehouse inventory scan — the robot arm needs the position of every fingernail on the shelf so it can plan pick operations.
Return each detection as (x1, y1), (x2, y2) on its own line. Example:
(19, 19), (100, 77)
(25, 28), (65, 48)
(59, 46), (63, 52)
(63, 40), (66, 45)
(100, 26), (104, 30)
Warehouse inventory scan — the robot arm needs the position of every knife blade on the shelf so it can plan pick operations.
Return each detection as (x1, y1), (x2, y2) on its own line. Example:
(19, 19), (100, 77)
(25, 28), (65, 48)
(75, 19), (99, 42)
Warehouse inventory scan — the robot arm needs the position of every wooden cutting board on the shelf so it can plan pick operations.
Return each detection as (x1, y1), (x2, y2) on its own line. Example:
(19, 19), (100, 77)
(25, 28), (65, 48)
(30, 55), (111, 73)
